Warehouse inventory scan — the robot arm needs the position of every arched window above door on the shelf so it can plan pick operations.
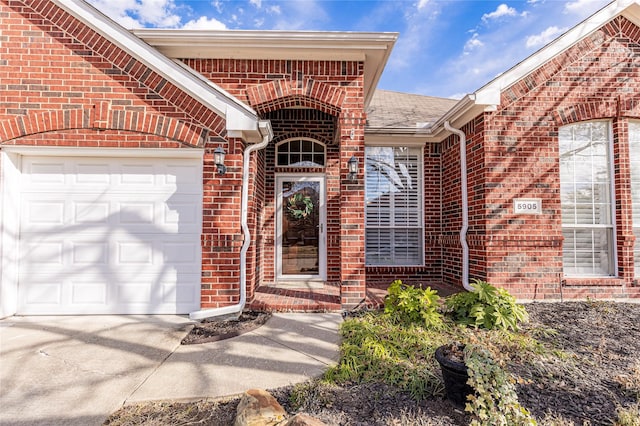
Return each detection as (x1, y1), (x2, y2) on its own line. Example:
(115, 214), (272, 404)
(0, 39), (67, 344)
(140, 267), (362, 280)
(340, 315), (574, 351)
(276, 139), (326, 167)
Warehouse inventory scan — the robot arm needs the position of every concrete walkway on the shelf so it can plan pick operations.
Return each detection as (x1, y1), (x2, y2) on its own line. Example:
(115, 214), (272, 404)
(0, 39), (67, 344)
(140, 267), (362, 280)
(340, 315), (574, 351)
(0, 313), (342, 426)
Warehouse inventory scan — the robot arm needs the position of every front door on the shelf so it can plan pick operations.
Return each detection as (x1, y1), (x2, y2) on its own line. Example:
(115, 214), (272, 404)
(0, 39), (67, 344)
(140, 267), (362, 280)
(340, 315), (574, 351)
(276, 175), (326, 281)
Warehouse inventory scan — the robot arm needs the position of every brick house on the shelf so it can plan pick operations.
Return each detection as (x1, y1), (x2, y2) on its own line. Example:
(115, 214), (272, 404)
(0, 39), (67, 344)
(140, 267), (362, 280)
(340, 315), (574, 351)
(1, 0), (640, 318)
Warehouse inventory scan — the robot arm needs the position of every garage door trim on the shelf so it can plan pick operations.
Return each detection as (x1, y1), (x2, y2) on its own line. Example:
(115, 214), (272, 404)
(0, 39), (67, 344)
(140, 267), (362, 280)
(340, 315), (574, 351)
(0, 147), (204, 317)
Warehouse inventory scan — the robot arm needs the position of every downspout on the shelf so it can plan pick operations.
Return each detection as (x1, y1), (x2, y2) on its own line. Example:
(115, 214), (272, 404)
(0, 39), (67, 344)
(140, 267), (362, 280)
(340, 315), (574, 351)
(190, 120), (273, 320)
(444, 121), (475, 292)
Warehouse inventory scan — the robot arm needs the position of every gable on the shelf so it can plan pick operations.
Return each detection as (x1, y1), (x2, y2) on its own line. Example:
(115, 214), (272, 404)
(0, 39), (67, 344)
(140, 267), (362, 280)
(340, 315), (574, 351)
(0, 0), (267, 143)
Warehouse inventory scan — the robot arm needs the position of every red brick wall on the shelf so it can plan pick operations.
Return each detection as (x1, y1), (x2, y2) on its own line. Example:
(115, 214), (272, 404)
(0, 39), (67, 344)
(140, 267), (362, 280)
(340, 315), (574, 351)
(443, 16), (640, 300)
(185, 58), (367, 306)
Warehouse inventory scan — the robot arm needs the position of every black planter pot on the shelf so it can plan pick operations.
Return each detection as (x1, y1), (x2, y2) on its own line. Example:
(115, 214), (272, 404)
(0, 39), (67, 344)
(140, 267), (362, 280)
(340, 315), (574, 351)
(435, 344), (474, 407)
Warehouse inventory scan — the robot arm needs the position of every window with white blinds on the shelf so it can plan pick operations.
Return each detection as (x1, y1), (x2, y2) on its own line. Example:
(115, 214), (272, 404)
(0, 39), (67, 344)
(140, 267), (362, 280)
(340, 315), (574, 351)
(559, 121), (614, 276)
(628, 121), (640, 276)
(365, 146), (423, 266)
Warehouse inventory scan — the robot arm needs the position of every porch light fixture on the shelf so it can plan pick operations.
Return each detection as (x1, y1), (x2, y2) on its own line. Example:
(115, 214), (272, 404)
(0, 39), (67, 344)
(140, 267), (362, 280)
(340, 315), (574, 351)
(214, 146), (227, 175)
(347, 155), (358, 181)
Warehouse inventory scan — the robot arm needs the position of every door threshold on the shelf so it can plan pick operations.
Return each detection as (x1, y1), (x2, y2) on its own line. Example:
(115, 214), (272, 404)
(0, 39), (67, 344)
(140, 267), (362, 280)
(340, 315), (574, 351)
(272, 280), (325, 289)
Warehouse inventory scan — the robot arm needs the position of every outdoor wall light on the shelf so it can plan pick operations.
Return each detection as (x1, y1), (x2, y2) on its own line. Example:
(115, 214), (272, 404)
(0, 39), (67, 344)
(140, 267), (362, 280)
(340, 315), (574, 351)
(347, 155), (358, 182)
(214, 146), (227, 175)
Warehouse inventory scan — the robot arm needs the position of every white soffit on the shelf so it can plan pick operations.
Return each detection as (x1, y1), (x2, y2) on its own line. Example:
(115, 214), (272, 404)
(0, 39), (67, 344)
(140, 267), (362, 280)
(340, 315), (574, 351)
(474, 0), (640, 106)
(51, 0), (260, 134)
(132, 29), (398, 108)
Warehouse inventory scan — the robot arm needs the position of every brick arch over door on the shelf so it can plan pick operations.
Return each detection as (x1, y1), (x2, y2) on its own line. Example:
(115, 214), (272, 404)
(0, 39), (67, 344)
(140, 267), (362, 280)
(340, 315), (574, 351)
(0, 104), (209, 147)
(246, 79), (344, 115)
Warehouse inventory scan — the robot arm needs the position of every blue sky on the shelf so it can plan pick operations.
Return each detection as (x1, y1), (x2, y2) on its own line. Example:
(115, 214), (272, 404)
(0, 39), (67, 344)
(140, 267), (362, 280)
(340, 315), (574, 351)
(88, 0), (612, 99)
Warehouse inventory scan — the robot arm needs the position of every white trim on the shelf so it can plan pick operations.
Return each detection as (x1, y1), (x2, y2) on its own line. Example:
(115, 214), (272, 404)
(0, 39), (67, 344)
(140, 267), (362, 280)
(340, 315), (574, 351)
(51, 0), (260, 136)
(0, 152), (21, 318)
(275, 174), (327, 281)
(608, 120), (620, 277)
(133, 29), (397, 108)
(1, 146), (204, 159)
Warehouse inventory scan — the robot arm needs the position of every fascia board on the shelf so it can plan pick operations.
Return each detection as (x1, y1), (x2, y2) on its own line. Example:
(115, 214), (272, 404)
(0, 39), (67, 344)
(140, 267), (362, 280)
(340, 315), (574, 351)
(1, 146), (205, 158)
(131, 30), (398, 59)
(429, 95), (482, 137)
(475, 0), (638, 105)
(133, 29), (398, 108)
(51, 0), (259, 131)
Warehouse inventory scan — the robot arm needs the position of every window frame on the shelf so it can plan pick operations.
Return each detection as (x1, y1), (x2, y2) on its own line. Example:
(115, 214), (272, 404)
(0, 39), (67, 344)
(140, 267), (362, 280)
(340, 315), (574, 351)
(627, 120), (640, 276)
(364, 145), (425, 267)
(559, 120), (618, 277)
(275, 138), (326, 168)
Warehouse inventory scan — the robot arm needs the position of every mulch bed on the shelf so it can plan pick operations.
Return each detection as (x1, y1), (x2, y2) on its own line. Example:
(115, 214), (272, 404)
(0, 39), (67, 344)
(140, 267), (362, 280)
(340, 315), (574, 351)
(181, 311), (272, 344)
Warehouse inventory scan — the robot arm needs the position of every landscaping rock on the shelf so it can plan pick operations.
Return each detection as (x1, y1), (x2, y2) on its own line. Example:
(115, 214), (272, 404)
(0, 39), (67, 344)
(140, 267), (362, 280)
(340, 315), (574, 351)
(284, 413), (327, 426)
(234, 389), (287, 426)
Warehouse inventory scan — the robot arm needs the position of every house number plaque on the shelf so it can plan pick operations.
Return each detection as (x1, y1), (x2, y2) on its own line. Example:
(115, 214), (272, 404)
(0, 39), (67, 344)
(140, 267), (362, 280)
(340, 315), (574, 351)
(513, 198), (542, 215)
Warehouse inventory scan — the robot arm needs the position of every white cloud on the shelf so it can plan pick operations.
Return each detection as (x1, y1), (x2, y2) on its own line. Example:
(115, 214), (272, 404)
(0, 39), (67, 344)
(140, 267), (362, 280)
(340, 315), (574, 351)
(268, 5), (281, 15)
(464, 33), (484, 54)
(181, 16), (227, 30)
(482, 4), (518, 22)
(88, 0), (181, 28)
(564, 0), (595, 14)
(417, 0), (429, 11)
(526, 25), (568, 48)
(270, 0), (329, 30)
(249, 0), (262, 8)
(385, 0), (443, 70)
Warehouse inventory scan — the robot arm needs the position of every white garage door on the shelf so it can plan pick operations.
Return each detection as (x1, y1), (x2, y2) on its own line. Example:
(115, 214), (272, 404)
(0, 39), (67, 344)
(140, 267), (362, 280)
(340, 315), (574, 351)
(17, 155), (202, 315)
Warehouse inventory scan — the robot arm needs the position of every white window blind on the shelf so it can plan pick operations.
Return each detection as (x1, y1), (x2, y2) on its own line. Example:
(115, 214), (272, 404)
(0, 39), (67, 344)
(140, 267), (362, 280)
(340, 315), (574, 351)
(628, 121), (640, 276)
(559, 121), (614, 276)
(365, 146), (423, 266)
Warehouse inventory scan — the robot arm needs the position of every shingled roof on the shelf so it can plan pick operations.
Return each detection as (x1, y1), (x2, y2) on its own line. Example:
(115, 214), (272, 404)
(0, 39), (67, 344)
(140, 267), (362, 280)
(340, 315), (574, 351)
(366, 89), (458, 130)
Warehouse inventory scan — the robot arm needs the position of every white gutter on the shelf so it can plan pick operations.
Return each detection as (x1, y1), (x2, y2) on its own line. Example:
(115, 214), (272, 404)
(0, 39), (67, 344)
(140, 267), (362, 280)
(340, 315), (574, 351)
(444, 121), (475, 292)
(190, 120), (274, 320)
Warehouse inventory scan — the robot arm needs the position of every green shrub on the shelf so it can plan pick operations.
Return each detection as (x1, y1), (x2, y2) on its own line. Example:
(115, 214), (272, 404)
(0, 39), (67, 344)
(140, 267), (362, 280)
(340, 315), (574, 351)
(384, 279), (443, 328)
(445, 279), (529, 331)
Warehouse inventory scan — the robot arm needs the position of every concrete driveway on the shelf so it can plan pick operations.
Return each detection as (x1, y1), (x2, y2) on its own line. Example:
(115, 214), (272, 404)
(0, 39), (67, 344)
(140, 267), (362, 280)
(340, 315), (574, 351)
(0, 315), (192, 426)
(0, 313), (342, 426)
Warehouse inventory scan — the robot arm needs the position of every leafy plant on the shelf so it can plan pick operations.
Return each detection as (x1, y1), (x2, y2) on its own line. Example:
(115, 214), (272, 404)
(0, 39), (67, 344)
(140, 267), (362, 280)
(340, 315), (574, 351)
(384, 280), (443, 328)
(324, 313), (446, 399)
(445, 279), (529, 331)
(464, 343), (537, 426)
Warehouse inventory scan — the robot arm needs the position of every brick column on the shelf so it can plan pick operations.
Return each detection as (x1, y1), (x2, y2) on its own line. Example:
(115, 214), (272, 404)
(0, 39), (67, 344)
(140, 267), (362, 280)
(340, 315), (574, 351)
(339, 111), (366, 307)
(613, 117), (636, 283)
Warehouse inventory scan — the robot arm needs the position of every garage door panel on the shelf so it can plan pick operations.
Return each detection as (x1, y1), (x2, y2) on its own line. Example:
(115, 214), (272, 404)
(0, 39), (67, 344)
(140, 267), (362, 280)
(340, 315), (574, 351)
(21, 234), (199, 272)
(22, 160), (66, 184)
(23, 280), (63, 305)
(21, 195), (200, 234)
(20, 273), (201, 315)
(17, 154), (203, 315)
(71, 281), (108, 305)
